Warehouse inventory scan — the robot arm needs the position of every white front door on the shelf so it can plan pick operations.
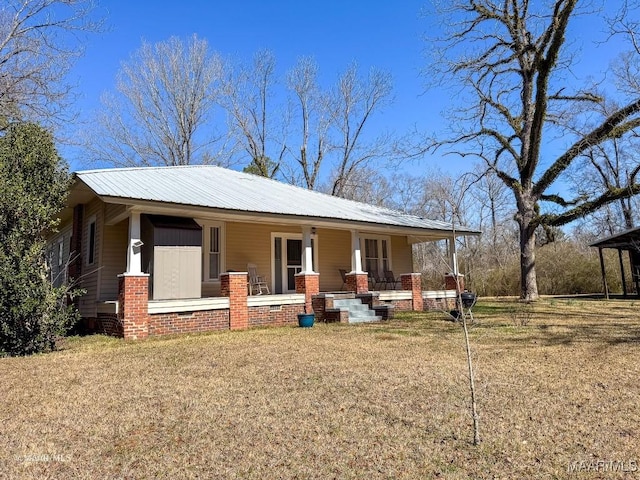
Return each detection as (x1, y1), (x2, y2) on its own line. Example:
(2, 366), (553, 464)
(272, 234), (317, 294)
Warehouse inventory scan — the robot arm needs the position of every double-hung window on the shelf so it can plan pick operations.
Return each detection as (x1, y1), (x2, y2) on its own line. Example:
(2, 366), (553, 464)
(364, 238), (380, 274)
(362, 235), (392, 275)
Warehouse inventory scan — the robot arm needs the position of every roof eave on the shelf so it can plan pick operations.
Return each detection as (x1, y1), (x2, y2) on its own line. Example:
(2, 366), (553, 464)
(95, 195), (481, 239)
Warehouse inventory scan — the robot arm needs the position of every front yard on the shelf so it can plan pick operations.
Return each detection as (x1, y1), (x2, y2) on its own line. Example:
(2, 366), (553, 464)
(1, 298), (639, 479)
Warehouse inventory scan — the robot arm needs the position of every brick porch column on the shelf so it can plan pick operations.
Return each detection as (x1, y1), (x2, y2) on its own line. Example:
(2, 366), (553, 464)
(118, 274), (150, 340)
(346, 272), (368, 294)
(221, 272), (248, 330)
(445, 273), (465, 292)
(401, 273), (423, 312)
(295, 272), (320, 313)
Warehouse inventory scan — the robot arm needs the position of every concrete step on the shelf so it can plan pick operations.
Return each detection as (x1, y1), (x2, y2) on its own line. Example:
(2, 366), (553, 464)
(349, 314), (382, 323)
(333, 298), (381, 323)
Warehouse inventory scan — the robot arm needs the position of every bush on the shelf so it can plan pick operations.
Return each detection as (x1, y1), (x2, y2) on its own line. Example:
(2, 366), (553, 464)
(0, 122), (81, 356)
(463, 239), (625, 297)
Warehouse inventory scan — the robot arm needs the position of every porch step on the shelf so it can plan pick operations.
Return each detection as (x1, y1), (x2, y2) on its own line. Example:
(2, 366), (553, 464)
(333, 298), (381, 323)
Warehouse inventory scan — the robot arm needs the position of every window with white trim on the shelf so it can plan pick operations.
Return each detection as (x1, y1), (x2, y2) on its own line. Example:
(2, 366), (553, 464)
(203, 223), (224, 281)
(362, 235), (392, 274)
(364, 238), (379, 274)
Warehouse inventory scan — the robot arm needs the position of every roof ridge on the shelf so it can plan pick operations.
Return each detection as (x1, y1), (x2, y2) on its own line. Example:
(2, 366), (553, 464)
(75, 164), (218, 174)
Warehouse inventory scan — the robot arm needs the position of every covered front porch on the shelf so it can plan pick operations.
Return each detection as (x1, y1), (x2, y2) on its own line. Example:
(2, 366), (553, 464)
(96, 209), (463, 339)
(61, 166), (479, 339)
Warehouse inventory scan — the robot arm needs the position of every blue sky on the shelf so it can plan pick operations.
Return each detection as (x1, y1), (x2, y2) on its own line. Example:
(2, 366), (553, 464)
(65, 0), (632, 192)
(67, 0), (441, 171)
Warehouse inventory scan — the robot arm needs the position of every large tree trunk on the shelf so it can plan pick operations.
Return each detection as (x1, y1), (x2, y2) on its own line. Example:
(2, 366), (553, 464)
(516, 193), (539, 301)
(519, 221), (539, 300)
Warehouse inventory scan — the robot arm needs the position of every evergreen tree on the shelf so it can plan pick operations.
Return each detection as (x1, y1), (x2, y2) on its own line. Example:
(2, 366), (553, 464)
(0, 122), (81, 356)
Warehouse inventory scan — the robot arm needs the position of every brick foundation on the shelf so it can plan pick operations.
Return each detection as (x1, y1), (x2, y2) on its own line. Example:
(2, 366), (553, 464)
(385, 299), (413, 311)
(149, 310), (230, 336)
(118, 274), (150, 340)
(248, 304), (301, 328)
(424, 297), (456, 311)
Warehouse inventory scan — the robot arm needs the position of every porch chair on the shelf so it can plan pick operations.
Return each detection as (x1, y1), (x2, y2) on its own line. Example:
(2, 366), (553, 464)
(247, 263), (270, 295)
(339, 269), (348, 290)
(369, 270), (386, 290)
(383, 270), (400, 290)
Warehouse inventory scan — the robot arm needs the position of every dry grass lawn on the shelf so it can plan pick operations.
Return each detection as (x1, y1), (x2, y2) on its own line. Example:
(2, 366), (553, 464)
(1, 297), (639, 479)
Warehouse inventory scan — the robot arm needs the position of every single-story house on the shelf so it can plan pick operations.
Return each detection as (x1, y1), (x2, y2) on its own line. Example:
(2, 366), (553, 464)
(51, 165), (479, 339)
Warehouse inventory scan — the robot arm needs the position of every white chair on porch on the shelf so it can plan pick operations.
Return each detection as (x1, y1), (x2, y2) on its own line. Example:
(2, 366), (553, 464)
(248, 263), (270, 295)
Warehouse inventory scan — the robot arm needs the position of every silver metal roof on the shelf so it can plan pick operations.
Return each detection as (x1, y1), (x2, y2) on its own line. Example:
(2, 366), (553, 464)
(74, 166), (479, 236)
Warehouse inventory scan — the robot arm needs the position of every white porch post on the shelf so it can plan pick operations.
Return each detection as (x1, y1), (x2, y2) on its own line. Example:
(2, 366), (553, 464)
(126, 211), (143, 274)
(448, 236), (458, 275)
(350, 230), (364, 273)
(301, 226), (315, 273)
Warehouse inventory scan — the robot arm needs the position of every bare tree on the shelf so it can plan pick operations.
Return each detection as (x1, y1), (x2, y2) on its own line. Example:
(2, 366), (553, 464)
(328, 64), (394, 197)
(606, 0), (640, 55)
(572, 137), (638, 233)
(430, 1), (640, 300)
(469, 167), (512, 257)
(86, 35), (224, 167)
(221, 49), (286, 178)
(0, 0), (100, 127)
(327, 165), (392, 206)
(567, 40), (640, 234)
(284, 59), (396, 196)
(285, 56), (330, 189)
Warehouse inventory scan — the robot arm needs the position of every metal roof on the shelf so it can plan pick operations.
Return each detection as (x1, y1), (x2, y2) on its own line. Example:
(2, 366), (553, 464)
(589, 227), (640, 250)
(74, 165), (479, 236)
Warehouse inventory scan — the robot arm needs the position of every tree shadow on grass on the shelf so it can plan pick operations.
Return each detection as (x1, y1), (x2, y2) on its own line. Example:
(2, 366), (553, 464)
(476, 322), (640, 348)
